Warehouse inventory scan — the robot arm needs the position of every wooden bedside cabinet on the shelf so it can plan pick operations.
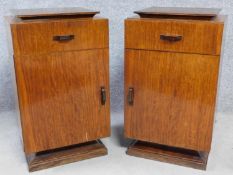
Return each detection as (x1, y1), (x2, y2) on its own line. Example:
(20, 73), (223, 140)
(9, 8), (110, 172)
(124, 7), (226, 170)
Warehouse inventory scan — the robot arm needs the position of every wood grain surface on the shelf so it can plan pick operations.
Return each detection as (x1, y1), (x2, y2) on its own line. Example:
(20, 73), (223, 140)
(124, 49), (220, 151)
(14, 49), (110, 154)
(27, 140), (107, 172)
(125, 18), (224, 55)
(11, 18), (108, 56)
(134, 7), (221, 18)
(12, 7), (100, 19)
(127, 140), (208, 170)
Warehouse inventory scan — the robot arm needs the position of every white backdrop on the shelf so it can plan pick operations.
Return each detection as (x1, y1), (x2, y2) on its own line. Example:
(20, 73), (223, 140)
(1, 0), (233, 114)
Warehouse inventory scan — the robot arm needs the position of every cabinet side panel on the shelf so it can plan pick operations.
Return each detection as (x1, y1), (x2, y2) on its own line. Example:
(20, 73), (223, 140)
(14, 56), (37, 152)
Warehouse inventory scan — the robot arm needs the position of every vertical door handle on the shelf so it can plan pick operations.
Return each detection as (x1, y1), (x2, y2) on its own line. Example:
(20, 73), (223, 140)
(128, 87), (134, 105)
(101, 87), (106, 105)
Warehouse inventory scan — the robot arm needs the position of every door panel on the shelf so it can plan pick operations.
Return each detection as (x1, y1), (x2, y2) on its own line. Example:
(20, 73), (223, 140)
(14, 49), (110, 153)
(124, 49), (220, 151)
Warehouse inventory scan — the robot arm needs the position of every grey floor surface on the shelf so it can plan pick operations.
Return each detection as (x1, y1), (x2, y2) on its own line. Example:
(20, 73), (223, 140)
(0, 111), (232, 175)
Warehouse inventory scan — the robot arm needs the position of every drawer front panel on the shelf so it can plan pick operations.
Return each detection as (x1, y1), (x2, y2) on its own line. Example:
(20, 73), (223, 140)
(125, 19), (224, 55)
(11, 19), (109, 56)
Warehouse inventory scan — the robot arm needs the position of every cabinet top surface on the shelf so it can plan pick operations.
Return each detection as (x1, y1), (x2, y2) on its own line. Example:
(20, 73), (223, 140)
(11, 7), (100, 20)
(135, 7), (221, 18)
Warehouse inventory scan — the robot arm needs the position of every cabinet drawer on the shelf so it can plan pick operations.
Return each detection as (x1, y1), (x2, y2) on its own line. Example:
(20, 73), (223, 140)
(11, 19), (109, 56)
(125, 19), (224, 55)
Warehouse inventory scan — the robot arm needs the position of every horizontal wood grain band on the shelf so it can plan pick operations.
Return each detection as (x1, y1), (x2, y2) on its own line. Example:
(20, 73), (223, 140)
(27, 140), (107, 172)
(125, 19), (224, 55)
(11, 18), (109, 56)
(126, 140), (208, 170)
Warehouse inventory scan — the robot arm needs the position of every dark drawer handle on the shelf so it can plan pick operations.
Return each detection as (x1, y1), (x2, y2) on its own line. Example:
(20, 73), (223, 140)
(128, 87), (134, 106)
(53, 35), (75, 42)
(160, 34), (182, 42)
(101, 87), (106, 105)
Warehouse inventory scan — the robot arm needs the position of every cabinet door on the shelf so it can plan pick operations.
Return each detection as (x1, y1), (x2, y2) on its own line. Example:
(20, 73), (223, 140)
(125, 49), (220, 151)
(14, 49), (110, 154)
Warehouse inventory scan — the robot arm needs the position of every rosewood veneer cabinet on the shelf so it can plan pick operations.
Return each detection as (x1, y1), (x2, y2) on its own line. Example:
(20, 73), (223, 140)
(9, 7), (110, 172)
(124, 7), (226, 170)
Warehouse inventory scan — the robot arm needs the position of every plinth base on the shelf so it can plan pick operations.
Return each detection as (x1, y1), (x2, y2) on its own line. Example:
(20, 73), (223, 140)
(26, 140), (107, 172)
(126, 140), (208, 170)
